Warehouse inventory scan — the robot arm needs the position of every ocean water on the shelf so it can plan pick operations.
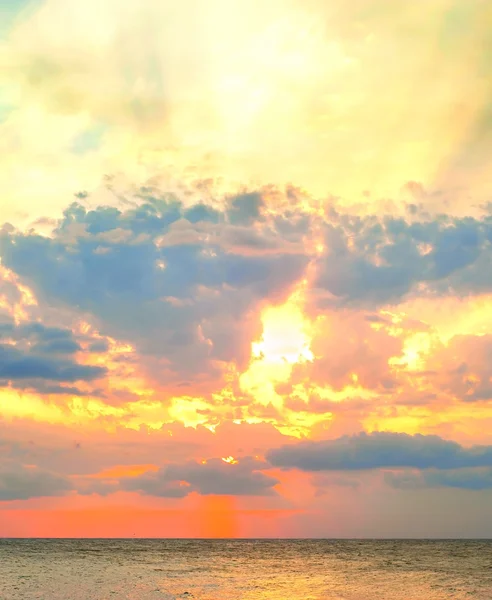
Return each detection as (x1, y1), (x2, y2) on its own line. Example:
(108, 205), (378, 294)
(0, 539), (491, 600)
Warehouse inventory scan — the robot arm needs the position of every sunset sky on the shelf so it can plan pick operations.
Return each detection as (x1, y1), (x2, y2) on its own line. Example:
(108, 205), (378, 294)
(2, 0), (492, 538)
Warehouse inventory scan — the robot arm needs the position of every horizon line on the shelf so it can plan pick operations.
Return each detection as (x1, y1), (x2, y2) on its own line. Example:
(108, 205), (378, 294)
(2, 537), (492, 541)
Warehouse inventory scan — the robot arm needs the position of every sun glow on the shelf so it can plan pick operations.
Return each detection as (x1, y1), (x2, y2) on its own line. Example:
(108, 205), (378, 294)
(389, 331), (434, 371)
(239, 290), (314, 408)
(251, 300), (314, 366)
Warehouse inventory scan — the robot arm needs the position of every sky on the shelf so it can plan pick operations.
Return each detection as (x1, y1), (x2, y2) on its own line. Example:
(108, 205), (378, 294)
(1, 0), (492, 538)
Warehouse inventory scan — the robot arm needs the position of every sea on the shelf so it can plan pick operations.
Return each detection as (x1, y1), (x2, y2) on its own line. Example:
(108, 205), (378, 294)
(0, 539), (491, 600)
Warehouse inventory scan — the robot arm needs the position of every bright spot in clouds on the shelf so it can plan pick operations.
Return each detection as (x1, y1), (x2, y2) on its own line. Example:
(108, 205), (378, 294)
(240, 290), (314, 410)
(252, 298), (314, 366)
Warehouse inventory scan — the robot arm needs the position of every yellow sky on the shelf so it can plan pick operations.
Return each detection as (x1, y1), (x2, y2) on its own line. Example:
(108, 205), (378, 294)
(1, 0), (492, 226)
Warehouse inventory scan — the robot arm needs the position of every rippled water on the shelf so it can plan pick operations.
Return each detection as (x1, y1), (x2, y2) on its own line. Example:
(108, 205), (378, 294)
(1, 539), (491, 600)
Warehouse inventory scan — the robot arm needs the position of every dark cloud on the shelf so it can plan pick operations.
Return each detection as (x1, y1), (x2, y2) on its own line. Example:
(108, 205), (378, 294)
(9, 380), (100, 397)
(0, 318), (108, 395)
(267, 432), (492, 471)
(0, 195), (308, 382)
(87, 340), (110, 353)
(0, 275), (23, 320)
(226, 192), (265, 226)
(0, 343), (106, 383)
(183, 203), (221, 224)
(0, 321), (82, 353)
(3, 190), (492, 390)
(385, 468), (492, 491)
(314, 212), (492, 305)
(0, 462), (72, 501)
(31, 338), (81, 354)
(121, 457), (278, 498)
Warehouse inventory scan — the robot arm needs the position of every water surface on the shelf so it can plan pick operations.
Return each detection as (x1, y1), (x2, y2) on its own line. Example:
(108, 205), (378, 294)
(1, 539), (491, 599)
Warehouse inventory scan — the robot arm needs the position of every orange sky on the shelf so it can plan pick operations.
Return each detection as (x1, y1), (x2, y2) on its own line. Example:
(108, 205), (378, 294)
(1, 0), (492, 538)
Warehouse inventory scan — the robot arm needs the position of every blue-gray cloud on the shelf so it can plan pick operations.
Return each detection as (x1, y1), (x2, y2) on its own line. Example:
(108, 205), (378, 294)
(87, 340), (109, 353)
(0, 343), (105, 383)
(226, 192), (264, 225)
(314, 211), (492, 305)
(0, 318), (108, 394)
(120, 457), (278, 498)
(9, 380), (101, 397)
(267, 432), (492, 471)
(2, 190), (492, 388)
(0, 193), (309, 381)
(0, 462), (73, 501)
(0, 321), (81, 353)
(385, 467), (492, 491)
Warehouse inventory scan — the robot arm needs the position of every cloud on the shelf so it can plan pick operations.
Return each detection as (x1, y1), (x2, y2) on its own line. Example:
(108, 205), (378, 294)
(226, 192), (264, 226)
(314, 213), (492, 306)
(0, 194), (309, 384)
(120, 457), (278, 498)
(0, 419), (291, 480)
(0, 320), (81, 352)
(0, 314), (109, 396)
(424, 333), (492, 402)
(288, 308), (402, 392)
(87, 340), (109, 353)
(9, 380), (99, 397)
(267, 432), (492, 471)
(0, 342), (105, 383)
(3, 189), (492, 403)
(385, 468), (492, 491)
(0, 462), (72, 501)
